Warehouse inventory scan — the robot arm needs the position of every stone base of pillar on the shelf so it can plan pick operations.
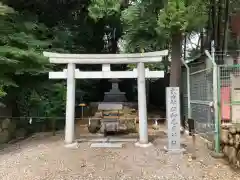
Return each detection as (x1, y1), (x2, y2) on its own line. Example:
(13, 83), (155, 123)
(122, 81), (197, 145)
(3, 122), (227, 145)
(134, 141), (152, 148)
(64, 142), (79, 149)
(163, 146), (186, 154)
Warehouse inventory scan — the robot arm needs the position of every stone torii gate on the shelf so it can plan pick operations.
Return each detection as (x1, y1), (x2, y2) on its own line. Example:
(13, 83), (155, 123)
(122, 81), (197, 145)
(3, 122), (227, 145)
(43, 50), (168, 147)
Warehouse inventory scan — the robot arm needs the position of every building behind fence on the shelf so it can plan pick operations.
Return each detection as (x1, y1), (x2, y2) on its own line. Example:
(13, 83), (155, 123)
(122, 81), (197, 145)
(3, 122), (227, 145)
(219, 64), (240, 124)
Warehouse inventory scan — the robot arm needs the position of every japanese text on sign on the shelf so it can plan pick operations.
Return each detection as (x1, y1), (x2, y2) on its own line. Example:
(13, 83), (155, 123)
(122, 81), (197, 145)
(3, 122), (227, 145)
(166, 87), (181, 150)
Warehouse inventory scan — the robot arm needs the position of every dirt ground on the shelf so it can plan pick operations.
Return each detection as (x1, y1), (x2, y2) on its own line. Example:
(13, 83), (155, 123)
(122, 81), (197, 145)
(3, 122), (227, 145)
(0, 129), (239, 180)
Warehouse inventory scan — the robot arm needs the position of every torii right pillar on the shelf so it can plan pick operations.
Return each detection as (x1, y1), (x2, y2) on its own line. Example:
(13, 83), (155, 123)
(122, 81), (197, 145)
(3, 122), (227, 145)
(135, 62), (151, 147)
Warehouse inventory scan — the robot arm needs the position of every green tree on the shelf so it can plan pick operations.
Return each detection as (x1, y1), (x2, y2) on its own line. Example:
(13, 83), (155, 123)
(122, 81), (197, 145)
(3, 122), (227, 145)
(0, 3), (69, 118)
(120, 0), (168, 71)
(122, 0), (208, 86)
(0, 1), (114, 119)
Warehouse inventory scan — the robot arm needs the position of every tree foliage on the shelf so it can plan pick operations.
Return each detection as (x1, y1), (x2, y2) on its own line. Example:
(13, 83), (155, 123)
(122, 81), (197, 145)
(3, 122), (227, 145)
(0, 0), (121, 119)
(157, 0), (208, 35)
(88, 0), (121, 21)
(157, 0), (208, 86)
(0, 4), (51, 93)
(121, 0), (166, 53)
(0, 2), (69, 118)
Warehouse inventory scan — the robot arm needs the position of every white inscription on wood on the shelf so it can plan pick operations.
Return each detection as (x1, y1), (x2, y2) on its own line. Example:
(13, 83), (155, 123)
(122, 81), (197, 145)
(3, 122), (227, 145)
(166, 87), (181, 150)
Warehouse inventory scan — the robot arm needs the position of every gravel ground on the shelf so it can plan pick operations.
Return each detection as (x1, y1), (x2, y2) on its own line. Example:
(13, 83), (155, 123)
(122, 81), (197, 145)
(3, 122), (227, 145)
(0, 131), (239, 180)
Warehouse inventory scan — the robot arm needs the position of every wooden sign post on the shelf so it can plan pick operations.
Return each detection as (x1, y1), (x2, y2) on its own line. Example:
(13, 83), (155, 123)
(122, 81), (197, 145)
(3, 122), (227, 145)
(165, 87), (185, 153)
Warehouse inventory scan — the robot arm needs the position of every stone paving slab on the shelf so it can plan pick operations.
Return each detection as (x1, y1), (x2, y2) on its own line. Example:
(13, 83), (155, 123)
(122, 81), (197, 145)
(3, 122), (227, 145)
(108, 138), (137, 142)
(77, 138), (108, 142)
(77, 137), (137, 143)
(90, 142), (123, 148)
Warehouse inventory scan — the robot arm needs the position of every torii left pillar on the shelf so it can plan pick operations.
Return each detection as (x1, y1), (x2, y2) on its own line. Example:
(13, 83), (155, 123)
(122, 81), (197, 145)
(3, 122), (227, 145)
(65, 63), (76, 144)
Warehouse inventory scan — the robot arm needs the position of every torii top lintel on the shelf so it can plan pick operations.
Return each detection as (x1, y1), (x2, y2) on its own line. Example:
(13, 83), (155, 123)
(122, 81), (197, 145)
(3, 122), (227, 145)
(43, 50), (168, 64)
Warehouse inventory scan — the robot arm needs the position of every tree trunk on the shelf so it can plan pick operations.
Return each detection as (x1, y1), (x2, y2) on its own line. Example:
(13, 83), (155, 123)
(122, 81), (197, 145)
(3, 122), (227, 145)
(169, 33), (182, 87)
(200, 29), (204, 54)
(183, 34), (187, 60)
(211, 0), (216, 45)
(110, 38), (118, 53)
(163, 42), (170, 77)
(217, 0), (224, 64)
(222, 0), (229, 54)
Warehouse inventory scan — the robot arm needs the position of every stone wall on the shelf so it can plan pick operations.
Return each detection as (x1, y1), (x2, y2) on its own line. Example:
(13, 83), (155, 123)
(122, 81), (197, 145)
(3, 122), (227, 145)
(221, 124), (240, 168)
(0, 118), (28, 144)
(0, 117), (65, 145)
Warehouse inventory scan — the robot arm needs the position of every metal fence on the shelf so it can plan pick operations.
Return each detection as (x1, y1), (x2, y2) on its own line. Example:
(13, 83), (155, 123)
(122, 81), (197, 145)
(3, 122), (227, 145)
(181, 67), (188, 121)
(182, 61), (215, 142)
(182, 50), (240, 153)
(182, 51), (220, 153)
